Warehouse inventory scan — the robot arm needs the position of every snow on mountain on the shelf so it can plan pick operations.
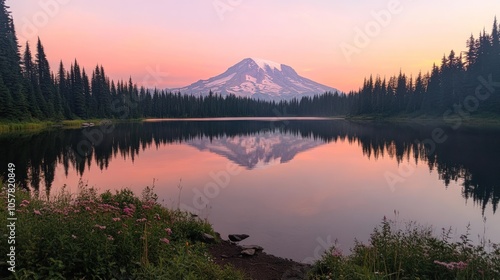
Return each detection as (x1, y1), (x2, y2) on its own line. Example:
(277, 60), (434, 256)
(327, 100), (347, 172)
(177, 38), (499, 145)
(187, 131), (325, 169)
(252, 58), (282, 71)
(171, 58), (339, 101)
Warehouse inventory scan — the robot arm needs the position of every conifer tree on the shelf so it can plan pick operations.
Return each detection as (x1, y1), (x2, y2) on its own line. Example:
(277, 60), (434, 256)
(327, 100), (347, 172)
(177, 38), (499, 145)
(0, 0), (28, 120)
(82, 69), (92, 118)
(22, 42), (43, 119)
(58, 61), (72, 118)
(71, 61), (86, 118)
(36, 38), (56, 118)
(0, 75), (14, 119)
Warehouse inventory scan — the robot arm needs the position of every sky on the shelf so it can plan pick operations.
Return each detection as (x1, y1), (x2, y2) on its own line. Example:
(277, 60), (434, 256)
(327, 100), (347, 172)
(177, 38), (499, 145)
(7, 0), (500, 92)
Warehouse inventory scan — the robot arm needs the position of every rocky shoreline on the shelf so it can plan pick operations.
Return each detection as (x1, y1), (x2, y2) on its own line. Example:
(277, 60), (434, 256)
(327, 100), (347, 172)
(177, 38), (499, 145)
(208, 233), (311, 280)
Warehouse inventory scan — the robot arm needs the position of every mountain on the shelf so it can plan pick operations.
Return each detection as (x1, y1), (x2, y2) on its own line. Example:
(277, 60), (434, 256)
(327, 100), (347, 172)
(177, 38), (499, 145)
(171, 58), (339, 101)
(187, 131), (325, 169)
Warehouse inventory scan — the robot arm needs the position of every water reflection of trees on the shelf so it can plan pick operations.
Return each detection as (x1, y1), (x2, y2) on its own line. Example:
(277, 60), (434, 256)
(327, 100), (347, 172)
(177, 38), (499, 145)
(0, 120), (498, 213)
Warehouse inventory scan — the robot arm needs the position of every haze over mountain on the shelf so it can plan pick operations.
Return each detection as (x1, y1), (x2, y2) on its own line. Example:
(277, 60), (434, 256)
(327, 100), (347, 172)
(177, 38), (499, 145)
(171, 58), (339, 101)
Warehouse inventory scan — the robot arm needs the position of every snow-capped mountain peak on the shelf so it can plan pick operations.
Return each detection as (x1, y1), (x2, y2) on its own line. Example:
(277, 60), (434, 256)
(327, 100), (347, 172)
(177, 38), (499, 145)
(250, 57), (282, 71)
(171, 58), (339, 101)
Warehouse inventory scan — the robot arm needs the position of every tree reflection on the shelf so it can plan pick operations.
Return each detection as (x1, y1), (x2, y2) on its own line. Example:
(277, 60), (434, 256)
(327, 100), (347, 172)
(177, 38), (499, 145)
(0, 120), (498, 213)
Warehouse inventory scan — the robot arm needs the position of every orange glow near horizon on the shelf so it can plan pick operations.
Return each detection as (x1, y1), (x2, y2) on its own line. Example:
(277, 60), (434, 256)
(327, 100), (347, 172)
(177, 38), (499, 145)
(7, 0), (500, 92)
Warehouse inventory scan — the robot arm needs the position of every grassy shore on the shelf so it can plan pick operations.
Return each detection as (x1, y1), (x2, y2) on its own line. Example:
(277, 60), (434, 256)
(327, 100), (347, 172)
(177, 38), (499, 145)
(308, 218), (500, 280)
(2, 114), (500, 134)
(0, 182), (244, 280)
(1, 183), (499, 279)
(0, 119), (144, 133)
(0, 121), (55, 132)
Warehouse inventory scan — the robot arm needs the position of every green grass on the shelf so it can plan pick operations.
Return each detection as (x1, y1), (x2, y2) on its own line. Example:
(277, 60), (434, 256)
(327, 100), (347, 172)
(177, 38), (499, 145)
(308, 217), (500, 280)
(0, 118), (145, 133)
(0, 121), (55, 132)
(2, 178), (499, 280)
(0, 181), (245, 280)
(61, 118), (143, 127)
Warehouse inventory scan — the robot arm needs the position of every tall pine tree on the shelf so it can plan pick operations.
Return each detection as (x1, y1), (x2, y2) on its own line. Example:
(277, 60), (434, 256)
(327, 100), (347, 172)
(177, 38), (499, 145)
(36, 38), (56, 118)
(0, 0), (28, 120)
(22, 42), (43, 119)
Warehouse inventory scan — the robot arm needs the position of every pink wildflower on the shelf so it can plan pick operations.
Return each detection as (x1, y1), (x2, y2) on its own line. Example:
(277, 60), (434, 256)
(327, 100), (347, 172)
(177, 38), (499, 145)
(123, 207), (134, 216)
(331, 248), (343, 257)
(107, 235), (114, 241)
(136, 218), (147, 223)
(434, 260), (468, 270)
(85, 206), (91, 211)
(33, 209), (41, 215)
(154, 213), (161, 220)
(20, 200), (30, 207)
(94, 224), (106, 230)
(454, 261), (468, 270)
(160, 238), (170, 244)
(165, 228), (172, 235)
(112, 217), (121, 222)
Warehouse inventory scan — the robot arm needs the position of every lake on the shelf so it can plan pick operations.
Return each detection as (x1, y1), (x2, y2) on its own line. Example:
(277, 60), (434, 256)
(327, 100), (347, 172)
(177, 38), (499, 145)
(1, 118), (499, 262)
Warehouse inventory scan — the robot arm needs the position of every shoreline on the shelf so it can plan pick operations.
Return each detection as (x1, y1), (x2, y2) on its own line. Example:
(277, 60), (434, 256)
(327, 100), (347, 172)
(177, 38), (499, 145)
(2, 114), (500, 134)
(144, 116), (342, 122)
(0, 118), (144, 133)
(1, 182), (498, 279)
(346, 114), (500, 128)
(208, 238), (310, 280)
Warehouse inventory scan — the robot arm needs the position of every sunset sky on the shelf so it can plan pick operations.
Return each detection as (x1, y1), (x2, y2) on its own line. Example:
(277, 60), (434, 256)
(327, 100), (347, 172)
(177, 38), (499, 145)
(8, 0), (500, 92)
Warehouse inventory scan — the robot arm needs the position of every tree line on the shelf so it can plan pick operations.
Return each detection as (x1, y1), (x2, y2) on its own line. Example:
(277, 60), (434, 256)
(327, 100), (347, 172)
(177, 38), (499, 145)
(346, 18), (500, 117)
(1, 0), (499, 121)
(0, 0), (345, 121)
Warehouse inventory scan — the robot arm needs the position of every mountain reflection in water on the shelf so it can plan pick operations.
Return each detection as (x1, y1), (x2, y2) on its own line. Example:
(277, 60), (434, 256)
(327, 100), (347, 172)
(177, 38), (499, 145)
(0, 119), (499, 214)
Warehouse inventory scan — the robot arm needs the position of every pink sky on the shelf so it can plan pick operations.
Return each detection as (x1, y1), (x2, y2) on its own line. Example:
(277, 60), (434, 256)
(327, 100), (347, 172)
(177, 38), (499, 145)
(8, 0), (500, 92)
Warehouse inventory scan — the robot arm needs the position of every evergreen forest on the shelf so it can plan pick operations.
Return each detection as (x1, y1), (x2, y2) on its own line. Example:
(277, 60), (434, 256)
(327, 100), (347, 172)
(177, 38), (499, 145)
(1, 1), (499, 121)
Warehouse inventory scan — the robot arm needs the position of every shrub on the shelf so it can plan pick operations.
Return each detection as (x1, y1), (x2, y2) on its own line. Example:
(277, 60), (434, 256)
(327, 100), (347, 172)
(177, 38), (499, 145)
(0, 183), (244, 279)
(308, 217), (500, 280)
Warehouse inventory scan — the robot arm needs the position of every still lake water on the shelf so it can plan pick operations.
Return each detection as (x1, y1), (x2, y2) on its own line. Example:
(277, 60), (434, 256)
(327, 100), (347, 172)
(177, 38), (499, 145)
(1, 118), (499, 262)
